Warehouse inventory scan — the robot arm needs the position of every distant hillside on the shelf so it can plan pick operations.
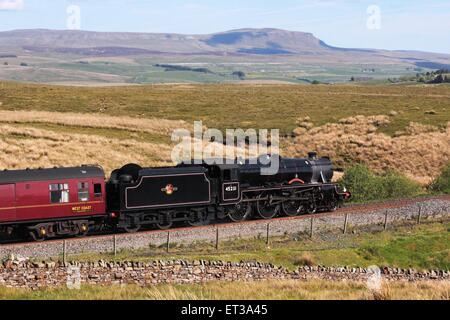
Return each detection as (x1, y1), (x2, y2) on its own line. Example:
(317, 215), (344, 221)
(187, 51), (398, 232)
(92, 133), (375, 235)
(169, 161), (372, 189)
(1, 28), (447, 58)
(0, 28), (449, 84)
(0, 28), (340, 54)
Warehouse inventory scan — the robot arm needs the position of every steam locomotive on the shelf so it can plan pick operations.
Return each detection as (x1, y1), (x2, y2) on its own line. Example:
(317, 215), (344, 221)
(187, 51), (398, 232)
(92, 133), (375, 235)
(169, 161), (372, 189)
(0, 153), (350, 241)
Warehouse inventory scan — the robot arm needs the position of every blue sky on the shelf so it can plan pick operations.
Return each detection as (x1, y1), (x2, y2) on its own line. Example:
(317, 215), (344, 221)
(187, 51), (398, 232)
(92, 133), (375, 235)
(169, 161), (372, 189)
(1, 0), (450, 53)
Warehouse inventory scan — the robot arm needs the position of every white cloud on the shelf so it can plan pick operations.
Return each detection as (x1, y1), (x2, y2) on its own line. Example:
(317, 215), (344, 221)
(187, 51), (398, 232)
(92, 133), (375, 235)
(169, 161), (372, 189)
(0, 0), (24, 11)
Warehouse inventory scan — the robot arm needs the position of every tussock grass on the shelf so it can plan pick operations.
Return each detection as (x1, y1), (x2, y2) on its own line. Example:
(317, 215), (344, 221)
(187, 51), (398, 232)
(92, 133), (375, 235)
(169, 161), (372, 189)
(0, 125), (173, 174)
(370, 284), (393, 300)
(284, 115), (450, 184)
(0, 110), (190, 135)
(0, 124), (263, 174)
(0, 280), (448, 300)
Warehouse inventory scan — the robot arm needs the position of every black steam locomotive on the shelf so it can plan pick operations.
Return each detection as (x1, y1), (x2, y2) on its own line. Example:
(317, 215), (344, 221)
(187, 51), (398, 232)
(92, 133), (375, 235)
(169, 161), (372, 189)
(106, 153), (350, 232)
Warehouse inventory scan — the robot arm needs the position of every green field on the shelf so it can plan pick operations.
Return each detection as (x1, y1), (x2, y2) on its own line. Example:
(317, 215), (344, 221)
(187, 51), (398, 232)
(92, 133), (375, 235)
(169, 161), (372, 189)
(0, 52), (424, 84)
(1, 81), (449, 135)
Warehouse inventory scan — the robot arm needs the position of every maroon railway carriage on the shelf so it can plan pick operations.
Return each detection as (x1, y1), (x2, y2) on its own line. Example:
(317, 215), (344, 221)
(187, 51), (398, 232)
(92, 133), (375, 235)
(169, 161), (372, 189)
(0, 165), (106, 241)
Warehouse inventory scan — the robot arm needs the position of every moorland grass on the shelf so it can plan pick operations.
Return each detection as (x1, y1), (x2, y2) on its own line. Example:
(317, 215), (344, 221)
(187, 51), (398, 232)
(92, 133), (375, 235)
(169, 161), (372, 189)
(1, 81), (449, 135)
(1, 280), (448, 300)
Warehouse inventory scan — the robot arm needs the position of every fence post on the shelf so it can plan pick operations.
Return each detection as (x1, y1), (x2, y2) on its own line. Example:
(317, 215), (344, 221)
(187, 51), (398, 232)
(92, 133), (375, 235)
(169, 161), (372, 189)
(215, 227), (219, 251)
(166, 231), (170, 253)
(417, 205), (422, 225)
(63, 240), (67, 265)
(310, 217), (314, 238)
(384, 210), (389, 231)
(113, 235), (117, 257)
(266, 223), (270, 245)
(343, 213), (349, 234)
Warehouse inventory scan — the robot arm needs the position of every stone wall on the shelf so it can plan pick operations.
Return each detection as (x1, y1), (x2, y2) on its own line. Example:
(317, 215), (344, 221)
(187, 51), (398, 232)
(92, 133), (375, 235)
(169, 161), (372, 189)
(0, 259), (448, 289)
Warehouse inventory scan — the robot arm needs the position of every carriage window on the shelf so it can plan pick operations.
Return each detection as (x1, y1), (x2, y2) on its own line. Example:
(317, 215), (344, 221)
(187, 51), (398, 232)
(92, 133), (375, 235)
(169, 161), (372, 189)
(49, 183), (69, 203)
(78, 182), (90, 202)
(94, 183), (102, 197)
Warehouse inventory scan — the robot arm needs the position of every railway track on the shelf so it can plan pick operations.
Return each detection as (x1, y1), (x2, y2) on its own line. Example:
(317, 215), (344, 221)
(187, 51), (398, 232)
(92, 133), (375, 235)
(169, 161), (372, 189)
(1, 194), (449, 258)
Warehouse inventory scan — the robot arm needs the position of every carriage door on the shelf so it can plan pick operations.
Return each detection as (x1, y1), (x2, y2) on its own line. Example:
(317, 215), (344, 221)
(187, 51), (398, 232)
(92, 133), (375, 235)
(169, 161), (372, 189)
(0, 184), (16, 221)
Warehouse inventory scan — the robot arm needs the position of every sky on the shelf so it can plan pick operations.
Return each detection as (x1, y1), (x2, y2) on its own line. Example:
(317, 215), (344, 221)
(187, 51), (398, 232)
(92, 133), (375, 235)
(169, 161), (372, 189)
(0, 0), (450, 53)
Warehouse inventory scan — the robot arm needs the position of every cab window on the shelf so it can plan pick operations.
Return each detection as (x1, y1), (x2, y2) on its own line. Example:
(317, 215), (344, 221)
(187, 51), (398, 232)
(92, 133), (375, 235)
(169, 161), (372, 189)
(94, 183), (102, 198)
(223, 170), (231, 181)
(223, 169), (237, 181)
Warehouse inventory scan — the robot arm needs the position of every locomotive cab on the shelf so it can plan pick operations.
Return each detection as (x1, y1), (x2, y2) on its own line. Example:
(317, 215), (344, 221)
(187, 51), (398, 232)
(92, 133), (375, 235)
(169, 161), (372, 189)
(215, 164), (241, 204)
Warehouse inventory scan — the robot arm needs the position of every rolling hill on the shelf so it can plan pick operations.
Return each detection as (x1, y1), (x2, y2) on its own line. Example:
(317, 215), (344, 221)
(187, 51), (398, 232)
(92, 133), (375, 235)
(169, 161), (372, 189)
(0, 28), (449, 84)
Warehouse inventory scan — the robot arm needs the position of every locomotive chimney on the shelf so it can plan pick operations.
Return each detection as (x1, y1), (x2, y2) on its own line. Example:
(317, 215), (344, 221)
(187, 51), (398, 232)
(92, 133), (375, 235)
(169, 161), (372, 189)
(308, 152), (318, 160)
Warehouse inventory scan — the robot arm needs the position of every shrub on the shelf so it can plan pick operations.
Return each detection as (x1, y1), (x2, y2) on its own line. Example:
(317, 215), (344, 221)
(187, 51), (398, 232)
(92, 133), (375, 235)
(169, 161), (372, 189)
(339, 165), (380, 202)
(380, 170), (422, 199)
(293, 253), (315, 267)
(339, 164), (421, 203)
(232, 71), (246, 80)
(429, 164), (450, 194)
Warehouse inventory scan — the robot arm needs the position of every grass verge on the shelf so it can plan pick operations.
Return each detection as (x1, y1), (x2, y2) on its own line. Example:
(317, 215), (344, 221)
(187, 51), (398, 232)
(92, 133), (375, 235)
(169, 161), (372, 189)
(69, 222), (450, 271)
(0, 280), (448, 300)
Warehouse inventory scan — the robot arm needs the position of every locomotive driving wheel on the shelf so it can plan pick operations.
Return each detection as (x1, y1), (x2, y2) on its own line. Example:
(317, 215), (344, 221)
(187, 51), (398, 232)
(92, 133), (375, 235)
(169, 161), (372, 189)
(123, 214), (142, 233)
(156, 221), (173, 230)
(156, 211), (174, 230)
(228, 195), (252, 222)
(187, 209), (208, 227)
(328, 198), (338, 212)
(256, 192), (280, 219)
(281, 198), (305, 217)
(305, 199), (317, 214)
(123, 224), (141, 233)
